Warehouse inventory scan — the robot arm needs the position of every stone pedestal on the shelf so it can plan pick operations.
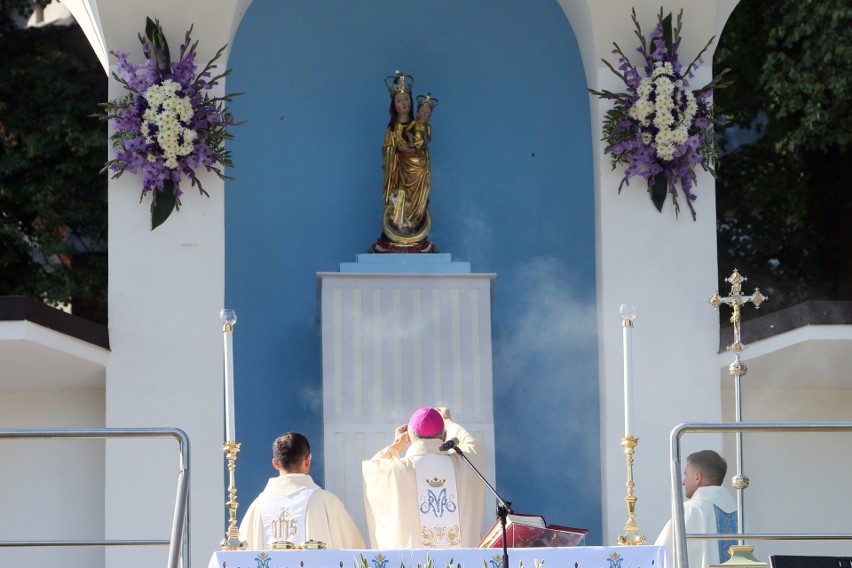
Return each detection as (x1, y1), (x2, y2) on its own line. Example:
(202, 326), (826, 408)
(318, 254), (496, 539)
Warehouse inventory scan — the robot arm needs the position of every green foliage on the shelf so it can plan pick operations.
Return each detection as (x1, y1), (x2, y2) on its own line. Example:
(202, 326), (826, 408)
(762, 0), (852, 152)
(600, 104), (632, 173)
(714, 0), (852, 317)
(0, 22), (107, 322)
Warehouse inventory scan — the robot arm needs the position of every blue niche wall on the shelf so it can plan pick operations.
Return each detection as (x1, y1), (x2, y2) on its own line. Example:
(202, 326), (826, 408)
(227, 0), (601, 542)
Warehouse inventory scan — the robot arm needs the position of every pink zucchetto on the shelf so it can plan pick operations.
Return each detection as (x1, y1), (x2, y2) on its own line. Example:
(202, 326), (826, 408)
(408, 407), (444, 437)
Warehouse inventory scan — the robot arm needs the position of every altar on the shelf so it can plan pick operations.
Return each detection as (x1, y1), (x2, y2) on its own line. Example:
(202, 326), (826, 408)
(208, 546), (666, 568)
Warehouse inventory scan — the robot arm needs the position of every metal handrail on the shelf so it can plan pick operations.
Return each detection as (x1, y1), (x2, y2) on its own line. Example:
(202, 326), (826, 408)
(0, 428), (190, 568)
(669, 422), (852, 568)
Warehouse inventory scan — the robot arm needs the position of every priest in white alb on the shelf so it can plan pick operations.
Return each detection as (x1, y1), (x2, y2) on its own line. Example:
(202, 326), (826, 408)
(239, 432), (365, 549)
(362, 407), (486, 549)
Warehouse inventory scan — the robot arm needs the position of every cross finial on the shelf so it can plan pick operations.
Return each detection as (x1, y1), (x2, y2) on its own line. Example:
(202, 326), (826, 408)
(709, 269), (767, 357)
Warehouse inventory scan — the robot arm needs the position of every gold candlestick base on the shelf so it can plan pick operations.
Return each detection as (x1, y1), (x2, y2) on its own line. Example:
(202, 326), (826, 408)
(221, 441), (248, 551)
(617, 435), (646, 546)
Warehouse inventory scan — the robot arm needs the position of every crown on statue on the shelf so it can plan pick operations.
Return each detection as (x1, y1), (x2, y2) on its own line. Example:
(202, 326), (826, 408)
(416, 93), (439, 111)
(426, 476), (446, 487)
(386, 70), (414, 97)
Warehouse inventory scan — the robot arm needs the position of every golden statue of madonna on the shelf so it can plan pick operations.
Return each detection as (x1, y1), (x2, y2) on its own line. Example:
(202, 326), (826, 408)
(372, 70), (439, 253)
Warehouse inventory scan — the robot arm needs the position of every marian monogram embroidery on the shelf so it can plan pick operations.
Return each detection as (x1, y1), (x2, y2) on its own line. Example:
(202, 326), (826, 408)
(419, 487), (457, 517)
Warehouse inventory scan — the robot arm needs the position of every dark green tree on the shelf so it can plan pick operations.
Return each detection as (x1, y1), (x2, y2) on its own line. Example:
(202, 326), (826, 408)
(0, 2), (107, 323)
(714, 0), (852, 317)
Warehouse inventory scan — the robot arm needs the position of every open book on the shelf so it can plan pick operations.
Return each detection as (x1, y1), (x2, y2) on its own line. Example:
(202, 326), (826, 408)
(478, 513), (588, 548)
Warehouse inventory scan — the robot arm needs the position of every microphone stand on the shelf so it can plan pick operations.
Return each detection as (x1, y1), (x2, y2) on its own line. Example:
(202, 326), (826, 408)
(447, 446), (513, 568)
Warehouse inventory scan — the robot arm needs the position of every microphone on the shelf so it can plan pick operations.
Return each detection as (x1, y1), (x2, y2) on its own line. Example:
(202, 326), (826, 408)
(439, 438), (459, 452)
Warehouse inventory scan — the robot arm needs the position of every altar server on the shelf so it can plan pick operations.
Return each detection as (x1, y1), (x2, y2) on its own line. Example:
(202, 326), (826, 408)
(362, 407), (486, 549)
(655, 450), (738, 568)
(239, 432), (365, 550)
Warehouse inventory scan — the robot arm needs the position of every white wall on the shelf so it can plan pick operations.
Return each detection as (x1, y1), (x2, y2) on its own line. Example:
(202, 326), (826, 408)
(0, 390), (105, 567)
(722, 385), (852, 559)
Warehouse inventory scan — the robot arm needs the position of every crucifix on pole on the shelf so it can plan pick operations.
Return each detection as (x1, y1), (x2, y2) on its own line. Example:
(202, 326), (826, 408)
(708, 269), (767, 545)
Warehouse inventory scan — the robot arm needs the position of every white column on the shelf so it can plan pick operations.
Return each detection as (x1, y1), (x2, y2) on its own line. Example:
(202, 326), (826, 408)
(96, 2), (251, 566)
(558, 0), (739, 544)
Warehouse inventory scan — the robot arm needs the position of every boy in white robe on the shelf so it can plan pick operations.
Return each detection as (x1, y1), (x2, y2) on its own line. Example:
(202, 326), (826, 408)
(655, 450), (738, 568)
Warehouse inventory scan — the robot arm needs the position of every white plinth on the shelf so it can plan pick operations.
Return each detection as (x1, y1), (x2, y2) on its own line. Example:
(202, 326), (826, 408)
(318, 256), (496, 540)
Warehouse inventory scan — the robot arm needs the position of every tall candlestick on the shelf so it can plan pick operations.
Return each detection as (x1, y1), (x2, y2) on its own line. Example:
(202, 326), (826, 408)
(620, 305), (637, 437)
(221, 309), (237, 442)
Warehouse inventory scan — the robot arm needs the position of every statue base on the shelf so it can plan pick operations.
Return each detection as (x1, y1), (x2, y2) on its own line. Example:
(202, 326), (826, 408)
(371, 236), (438, 254)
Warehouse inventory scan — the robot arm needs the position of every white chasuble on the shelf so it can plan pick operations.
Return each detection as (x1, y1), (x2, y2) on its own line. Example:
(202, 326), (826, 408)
(259, 485), (318, 546)
(413, 454), (462, 548)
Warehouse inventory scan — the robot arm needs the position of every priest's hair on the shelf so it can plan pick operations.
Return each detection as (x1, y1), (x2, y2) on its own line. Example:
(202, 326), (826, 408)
(273, 432), (310, 470)
(687, 450), (727, 486)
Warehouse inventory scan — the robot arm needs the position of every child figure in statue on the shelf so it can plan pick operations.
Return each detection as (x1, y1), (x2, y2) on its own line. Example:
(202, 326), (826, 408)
(373, 71), (438, 253)
(405, 93), (438, 155)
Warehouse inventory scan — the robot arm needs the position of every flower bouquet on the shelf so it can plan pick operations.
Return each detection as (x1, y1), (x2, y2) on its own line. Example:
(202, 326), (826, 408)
(590, 8), (730, 220)
(102, 18), (239, 229)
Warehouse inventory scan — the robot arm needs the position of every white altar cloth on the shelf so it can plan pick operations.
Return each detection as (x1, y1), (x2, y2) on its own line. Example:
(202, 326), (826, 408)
(208, 545), (666, 568)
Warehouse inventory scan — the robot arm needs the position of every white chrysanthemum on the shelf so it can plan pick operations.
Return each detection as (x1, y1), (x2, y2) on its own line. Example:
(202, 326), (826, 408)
(638, 80), (654, 98)
(672, 126), (689, 144)
(654, 112), (675, 129)
(652, 61), (674, 78)
(656, 143), (676, 161)
(629, 99), (648, 121)
(642, 132), (653, 145)
(161, 79), (180, 94)
(655, 96), (675, 113)
(684, 93), (698, 120)
(655, 81), (674, 98)
(140, 81), (197, 169)
(629, 99), (648, 122)
(178, 98), (194, 123)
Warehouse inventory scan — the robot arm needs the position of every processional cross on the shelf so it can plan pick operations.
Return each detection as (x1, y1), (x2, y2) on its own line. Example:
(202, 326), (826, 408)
(708, 269), (767, 547)
(709, 269), (766, 362)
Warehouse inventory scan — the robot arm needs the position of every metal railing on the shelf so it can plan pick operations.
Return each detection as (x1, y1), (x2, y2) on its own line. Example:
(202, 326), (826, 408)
(0, 428), (190, 568)
(669, 422), (852, 568)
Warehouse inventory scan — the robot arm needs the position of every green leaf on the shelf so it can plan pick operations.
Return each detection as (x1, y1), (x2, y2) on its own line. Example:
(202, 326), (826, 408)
(661, 13), (674, 55)
(151, 180), (176, 230)
(650, 176), (668, 212)
(144, 17), (170, 74)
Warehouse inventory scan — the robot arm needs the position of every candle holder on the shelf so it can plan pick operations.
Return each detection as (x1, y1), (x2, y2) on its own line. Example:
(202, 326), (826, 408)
(617, 435), (646, 545)
(221, 440), (247, 550)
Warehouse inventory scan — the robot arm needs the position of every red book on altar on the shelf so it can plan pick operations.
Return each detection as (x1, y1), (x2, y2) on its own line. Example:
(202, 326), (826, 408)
(478, 513), (588, 548)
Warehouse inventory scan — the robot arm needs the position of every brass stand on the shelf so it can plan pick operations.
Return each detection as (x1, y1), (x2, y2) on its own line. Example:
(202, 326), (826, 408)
(221, 441), (247, 550)
(617, 435), (646, 545)
(710, 545), (767, 567)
